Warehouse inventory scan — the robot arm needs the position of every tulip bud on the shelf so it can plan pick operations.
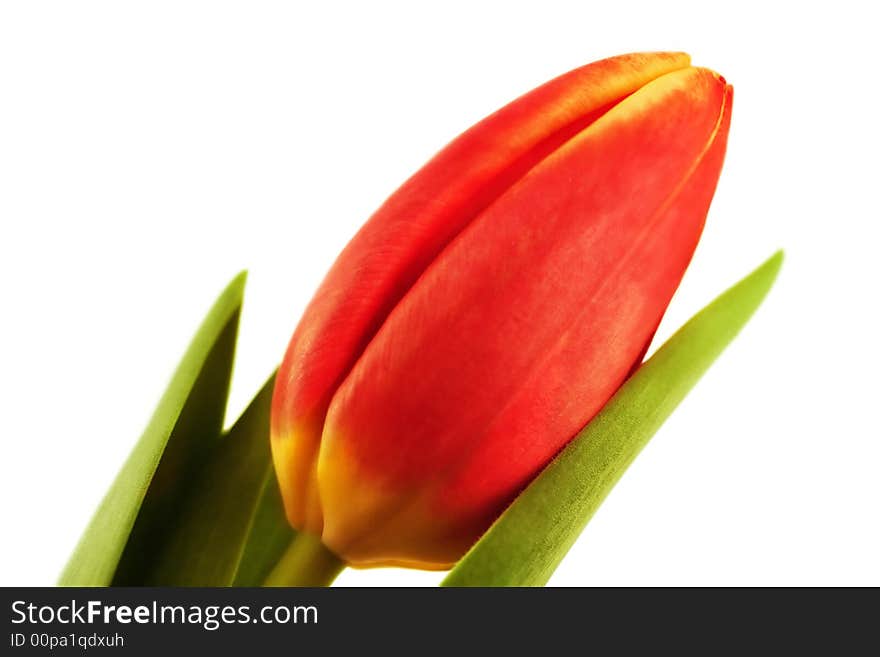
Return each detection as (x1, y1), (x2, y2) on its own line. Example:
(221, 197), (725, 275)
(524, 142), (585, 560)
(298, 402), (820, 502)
(271, 52), (732, 569)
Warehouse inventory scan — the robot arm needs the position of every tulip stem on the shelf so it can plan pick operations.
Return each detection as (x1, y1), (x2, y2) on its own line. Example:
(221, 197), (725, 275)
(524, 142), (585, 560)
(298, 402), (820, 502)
(263, 532), (345, 587)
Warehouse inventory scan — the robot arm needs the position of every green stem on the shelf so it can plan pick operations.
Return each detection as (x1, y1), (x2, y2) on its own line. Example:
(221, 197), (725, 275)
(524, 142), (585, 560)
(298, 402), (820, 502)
(263, 532), (345, 587)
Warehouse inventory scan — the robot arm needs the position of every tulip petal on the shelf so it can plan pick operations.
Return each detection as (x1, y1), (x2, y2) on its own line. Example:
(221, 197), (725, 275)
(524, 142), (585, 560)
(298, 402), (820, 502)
(319, 67), (731, 567)
(272, 52), (693, 534)
(442, 250), (784, 586)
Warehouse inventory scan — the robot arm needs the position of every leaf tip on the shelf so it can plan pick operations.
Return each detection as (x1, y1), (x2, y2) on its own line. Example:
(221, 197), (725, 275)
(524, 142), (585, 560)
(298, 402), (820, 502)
(765, 248), (784, 276)
(749, 249), (784, 300)
(228, 269), (249, 297)
(213, 270), (249, 317)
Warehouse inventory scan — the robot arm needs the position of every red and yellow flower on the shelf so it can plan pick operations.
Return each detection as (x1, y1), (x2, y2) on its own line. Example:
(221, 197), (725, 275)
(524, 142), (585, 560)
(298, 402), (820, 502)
(271, 52), (733, 569)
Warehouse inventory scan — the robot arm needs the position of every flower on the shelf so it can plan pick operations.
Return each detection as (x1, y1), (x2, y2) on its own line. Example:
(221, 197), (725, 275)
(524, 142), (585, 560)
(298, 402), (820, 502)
(271, 52), (732, 569)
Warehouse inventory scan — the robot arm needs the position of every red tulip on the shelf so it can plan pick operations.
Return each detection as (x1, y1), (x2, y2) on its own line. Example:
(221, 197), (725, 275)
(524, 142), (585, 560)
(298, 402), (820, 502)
(271, 52), (732, 569)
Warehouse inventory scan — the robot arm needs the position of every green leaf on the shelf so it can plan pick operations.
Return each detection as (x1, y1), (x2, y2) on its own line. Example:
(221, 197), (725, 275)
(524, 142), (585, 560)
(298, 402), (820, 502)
(443, 251), (784, 587)
(145, 374), (297, 585)
(58, 273), (246, 586)
(231, 459), (298, 586)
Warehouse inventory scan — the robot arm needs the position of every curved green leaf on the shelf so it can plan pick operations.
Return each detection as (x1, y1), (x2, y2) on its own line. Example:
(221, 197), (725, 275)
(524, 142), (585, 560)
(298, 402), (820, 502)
(145, 374), (297, 585)
(231, 460), (298, 586)
(443, 251), (783, 587)
(58, 273), (246, 586)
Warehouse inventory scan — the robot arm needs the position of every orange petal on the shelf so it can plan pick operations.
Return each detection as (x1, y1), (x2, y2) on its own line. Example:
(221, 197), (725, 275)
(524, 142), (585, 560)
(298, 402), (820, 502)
(319, 68), (732, 568)
(271, 53), (693, 535)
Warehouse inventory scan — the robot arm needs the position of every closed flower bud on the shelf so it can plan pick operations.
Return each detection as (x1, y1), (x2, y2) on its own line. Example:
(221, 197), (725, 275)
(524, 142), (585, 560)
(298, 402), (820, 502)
(271, 52), (733, 569)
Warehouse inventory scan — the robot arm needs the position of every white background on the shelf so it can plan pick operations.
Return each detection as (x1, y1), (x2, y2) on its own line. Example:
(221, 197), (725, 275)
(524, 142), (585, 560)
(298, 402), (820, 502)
(1, 1), (878, 587)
